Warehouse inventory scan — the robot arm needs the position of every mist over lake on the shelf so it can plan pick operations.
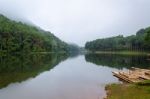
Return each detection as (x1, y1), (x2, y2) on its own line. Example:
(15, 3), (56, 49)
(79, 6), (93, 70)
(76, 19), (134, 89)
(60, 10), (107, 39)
(0, 0), (150, 99)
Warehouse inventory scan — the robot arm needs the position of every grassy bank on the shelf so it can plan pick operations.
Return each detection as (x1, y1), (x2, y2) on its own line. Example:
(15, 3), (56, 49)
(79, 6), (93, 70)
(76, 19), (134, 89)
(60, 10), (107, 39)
(105, 82), (150, 99)
(93, 51), (149, 56)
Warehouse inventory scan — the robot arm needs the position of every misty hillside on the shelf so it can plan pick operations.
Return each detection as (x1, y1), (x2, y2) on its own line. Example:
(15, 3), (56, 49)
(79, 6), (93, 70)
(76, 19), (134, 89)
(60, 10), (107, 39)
(85, 27), (150, 51)
(0, 14), (69, 53)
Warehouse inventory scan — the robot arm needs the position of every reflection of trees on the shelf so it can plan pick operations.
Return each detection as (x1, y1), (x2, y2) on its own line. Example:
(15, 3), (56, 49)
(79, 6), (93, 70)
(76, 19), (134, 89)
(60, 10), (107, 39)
(0, 53), (68, 89)
(85, 54), (150, 69)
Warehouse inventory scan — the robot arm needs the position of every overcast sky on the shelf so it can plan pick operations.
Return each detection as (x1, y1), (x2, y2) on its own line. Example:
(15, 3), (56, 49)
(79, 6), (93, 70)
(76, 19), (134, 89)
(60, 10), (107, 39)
(0, 0), (150, 46)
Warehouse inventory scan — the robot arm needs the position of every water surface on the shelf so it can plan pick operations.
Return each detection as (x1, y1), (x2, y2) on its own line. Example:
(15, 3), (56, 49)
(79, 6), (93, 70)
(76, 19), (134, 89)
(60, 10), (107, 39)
(0, 53), (149, 99)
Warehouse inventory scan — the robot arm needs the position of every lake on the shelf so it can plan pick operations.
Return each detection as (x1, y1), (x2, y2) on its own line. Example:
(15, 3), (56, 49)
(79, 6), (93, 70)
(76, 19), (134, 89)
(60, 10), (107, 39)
(0, 53), (149, 99)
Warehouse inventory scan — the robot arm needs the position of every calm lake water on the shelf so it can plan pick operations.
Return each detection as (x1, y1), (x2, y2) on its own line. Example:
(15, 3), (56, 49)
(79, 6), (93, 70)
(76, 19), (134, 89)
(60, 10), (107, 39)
(0, 53), (149, 99)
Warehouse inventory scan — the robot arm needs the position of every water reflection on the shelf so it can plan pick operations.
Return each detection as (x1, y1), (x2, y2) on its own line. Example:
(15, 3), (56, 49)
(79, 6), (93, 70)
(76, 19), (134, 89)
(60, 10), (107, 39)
(85, 53), (150, 69)
(0, 53), (68, 89)
(0, 55), (118, 99)
(0, 53), (149, 99)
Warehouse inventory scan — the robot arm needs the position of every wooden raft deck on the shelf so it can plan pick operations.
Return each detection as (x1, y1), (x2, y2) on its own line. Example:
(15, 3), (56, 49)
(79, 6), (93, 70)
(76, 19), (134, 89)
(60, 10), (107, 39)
(112, 67), (150, 83)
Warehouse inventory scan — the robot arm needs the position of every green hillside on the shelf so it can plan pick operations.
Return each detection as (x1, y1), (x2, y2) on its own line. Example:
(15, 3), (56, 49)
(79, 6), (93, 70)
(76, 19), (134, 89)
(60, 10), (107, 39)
(0, 14), (68, 53)
(85, 27), (150, 51)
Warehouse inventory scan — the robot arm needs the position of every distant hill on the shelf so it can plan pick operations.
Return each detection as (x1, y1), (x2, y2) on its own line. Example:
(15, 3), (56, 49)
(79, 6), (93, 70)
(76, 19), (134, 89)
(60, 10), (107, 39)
(85, 27), (150, 51)
(0, 14), (69, 53)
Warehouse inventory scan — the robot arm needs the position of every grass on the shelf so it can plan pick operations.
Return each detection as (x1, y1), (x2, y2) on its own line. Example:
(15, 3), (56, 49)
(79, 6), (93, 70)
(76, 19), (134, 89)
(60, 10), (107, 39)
(105, 82), (150, 99)
(94, 51), (149, 56)
(136, 80), (150, 86)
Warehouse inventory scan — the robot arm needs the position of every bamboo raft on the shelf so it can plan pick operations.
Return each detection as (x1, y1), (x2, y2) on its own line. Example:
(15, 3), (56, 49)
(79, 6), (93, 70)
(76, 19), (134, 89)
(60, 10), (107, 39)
(112, 67), (150, 83)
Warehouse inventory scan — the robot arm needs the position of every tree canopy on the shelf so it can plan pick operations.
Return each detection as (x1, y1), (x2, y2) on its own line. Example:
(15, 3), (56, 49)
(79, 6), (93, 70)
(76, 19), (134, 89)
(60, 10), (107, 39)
(0, 14), (69, 53)
(145, 28), (150, 48)
(85, 27), (150, 51)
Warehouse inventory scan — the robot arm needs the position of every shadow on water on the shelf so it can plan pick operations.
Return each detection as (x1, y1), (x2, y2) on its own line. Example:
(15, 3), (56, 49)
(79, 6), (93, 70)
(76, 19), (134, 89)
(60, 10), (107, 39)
(0, 53), (68, 89)
(85, 53), (150, 69)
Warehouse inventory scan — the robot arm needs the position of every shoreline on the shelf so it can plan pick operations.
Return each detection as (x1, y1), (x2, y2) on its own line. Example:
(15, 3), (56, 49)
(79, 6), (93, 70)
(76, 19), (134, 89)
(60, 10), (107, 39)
(104, 67), (150, 99)
(104, 81), (150, 99)
(88, 51), (150, 56)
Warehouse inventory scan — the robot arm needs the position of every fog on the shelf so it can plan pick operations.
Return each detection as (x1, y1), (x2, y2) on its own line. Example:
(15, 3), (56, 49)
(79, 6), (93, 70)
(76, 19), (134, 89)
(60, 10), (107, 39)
(0, 0), (150, 46)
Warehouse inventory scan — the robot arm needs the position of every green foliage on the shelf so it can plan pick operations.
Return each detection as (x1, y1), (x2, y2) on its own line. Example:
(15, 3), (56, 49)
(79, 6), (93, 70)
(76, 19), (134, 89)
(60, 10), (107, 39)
(85, 27), (150, 51)
(145, 27), (150, 48)
(106, 83), (150, 99)
(0, 14), (69, 53)
(136, 80), (150, 86)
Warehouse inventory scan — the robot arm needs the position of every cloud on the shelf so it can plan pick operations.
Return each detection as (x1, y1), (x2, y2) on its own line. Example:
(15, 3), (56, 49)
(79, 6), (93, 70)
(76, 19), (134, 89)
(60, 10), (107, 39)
(0, 0), (150, 46)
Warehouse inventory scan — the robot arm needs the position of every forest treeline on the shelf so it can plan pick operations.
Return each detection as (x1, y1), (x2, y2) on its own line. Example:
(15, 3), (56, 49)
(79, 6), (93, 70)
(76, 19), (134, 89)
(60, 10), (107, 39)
(85, 27), (150, 51)
(0, 14), (71, 53)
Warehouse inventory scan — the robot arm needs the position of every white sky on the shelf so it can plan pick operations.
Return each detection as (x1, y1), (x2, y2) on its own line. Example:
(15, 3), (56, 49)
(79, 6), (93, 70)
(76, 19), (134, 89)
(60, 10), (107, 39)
(0, 0), (150, 46)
